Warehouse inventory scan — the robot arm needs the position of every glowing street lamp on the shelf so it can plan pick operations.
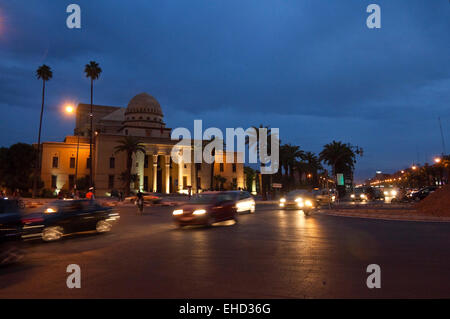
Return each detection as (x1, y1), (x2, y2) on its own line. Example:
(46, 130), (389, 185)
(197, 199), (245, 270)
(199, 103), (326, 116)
(434, 157), (442, 164)
(63, 104), (79, 191)
(65, 105), (74, 114)
(411, 165), (417, 170)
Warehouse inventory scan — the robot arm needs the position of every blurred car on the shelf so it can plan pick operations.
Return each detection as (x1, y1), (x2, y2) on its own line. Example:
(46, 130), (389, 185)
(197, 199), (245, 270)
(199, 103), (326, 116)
(0, 199), (25, 265)
(382, 187), (399, 202)
(409, 186), (437, 201)
(279, 190), (317, 214)
(173, 191), (240, 227)
(311, 188), (336, 205)
(125, 191), (163, 204)
(350, 188), (369, 201)
(235, 191), (256, 214)
(22, 199), (120, 242)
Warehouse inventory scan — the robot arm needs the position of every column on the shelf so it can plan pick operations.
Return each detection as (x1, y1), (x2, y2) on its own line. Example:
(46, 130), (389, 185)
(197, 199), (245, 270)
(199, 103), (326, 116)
(164, 155), (170, 194)
(152, 154), (158, 192)
(178, 157), (183, 192)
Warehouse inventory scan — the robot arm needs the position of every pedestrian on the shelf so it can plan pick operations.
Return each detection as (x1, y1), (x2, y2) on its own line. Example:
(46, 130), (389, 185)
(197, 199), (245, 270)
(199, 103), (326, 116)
(86, 187), (95, 200)
(136, 190), (144, 214)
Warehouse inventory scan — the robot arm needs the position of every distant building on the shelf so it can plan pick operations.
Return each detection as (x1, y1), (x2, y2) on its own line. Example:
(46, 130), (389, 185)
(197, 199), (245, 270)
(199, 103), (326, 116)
(40, 93), (244, 196)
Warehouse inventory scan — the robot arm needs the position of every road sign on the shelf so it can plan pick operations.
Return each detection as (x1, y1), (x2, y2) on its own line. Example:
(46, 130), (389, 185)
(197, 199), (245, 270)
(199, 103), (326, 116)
(336, 174), (344, 186)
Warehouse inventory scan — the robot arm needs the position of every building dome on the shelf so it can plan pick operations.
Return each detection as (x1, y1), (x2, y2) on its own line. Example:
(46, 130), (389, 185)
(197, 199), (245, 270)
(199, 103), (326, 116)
(125, 93), (163, 117)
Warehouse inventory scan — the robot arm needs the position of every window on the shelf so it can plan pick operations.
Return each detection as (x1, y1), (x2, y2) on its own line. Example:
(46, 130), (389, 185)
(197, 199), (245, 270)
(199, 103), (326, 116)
(108, 175), (114, 189)
(144, 155), (149, 168)
(220, 163), (224, 172)
(196, 163), (202, 171)
(70, 157), (75, 169)
(232, 163), (236, 172)
(183, 176), (187, 189)
(86, 157), (91, 169)
(125, 129), (128, 135)
(69, 175), (75, 189)
(136, 162), (139, 167)
(109, 157), (115, 169)
(52, 157), (59, 168)
(197, 177), (201, 189)
(232, 178), (237, 188)
(51, 175), (57, 188)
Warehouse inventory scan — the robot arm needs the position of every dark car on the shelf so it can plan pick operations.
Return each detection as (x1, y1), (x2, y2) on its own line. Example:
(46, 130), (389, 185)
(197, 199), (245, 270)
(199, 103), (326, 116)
(0, 199), (25, 265)
(22, 199), (120, 242)
(172, 191), (240, 227)
(409, 186), (437, 201)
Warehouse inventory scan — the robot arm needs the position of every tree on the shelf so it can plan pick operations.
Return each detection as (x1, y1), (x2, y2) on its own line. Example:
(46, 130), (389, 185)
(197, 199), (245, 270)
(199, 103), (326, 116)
(302, 151), (323, 186)
(114, 136), (145, 195)
(84, 61), (102, 187)
(244, 166), (256, 192)
(32, 64), (53, 198)
(214, 175), (227, 190)
(319, 141), (362, 196)
(279, 144), (304, 189)
(245, 125), (272, 200)
(0, 143), (38, 194)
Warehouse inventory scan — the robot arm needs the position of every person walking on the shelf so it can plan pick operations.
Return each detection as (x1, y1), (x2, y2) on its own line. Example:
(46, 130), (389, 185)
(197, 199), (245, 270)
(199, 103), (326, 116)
(86, 187), (95, 200)
(136, 190), (144, 214)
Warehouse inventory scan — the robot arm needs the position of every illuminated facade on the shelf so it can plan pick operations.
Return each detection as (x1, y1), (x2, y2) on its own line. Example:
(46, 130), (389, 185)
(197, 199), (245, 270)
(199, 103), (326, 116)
(40, 93), (244, 195)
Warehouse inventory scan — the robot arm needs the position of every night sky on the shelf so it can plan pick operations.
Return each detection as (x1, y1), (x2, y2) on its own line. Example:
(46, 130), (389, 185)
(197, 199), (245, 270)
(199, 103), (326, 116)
(0, 0), (448, 181)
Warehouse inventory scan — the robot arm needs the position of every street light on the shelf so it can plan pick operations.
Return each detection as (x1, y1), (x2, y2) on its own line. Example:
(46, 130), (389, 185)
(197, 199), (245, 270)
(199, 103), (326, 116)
(65, 105), (74, 114)
(434, 157), (442, 164)
(64, 104), (79, 191)
(412, 165), (417, 170)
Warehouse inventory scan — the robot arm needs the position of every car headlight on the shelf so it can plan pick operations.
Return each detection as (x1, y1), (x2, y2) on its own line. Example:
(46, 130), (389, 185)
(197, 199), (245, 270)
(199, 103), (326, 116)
(173, 209), (183, 216)
(305, 200), (313, 207)
(331, 195), (336, 201)
(350, 194), (355, 198)
(280, 198), (286, 203)
(193, 209), (206, 215)
(45, 208), (56, 214)
(384, 191), (388, 196)
(391, 190), (397, 196)
(295, 197), (303, 202)
(360, 194), (366, 199)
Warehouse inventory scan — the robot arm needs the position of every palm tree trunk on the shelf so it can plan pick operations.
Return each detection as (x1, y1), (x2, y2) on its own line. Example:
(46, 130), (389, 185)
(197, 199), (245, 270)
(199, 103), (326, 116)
(89, 78), (93, 188)
(32, 80), (45, 198)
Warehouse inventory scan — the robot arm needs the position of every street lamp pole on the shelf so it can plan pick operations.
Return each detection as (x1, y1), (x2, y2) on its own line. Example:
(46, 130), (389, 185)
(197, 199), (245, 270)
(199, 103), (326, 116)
(74, 128), (80, 190)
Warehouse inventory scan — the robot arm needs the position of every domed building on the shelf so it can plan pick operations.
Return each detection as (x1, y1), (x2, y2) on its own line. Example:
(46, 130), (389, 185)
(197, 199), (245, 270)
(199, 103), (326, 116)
(37, 93), (245, 196)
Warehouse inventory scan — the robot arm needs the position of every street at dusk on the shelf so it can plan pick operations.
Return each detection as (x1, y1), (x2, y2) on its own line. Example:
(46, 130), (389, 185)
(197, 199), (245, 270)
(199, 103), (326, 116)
(2, 204), (450, 299)
(1, 0), (449, 308)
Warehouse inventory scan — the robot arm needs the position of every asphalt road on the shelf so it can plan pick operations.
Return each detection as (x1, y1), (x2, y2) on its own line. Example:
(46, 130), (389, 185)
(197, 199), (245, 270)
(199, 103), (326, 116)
(1, 204), (450, 298)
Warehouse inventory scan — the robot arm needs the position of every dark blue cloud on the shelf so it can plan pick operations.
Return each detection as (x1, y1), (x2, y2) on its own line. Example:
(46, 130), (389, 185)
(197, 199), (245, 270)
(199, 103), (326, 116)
(0, 0), (449, 180)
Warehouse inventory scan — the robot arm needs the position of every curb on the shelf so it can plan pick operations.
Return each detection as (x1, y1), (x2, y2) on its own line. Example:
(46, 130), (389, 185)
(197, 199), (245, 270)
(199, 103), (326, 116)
(318, 210), (450, 223)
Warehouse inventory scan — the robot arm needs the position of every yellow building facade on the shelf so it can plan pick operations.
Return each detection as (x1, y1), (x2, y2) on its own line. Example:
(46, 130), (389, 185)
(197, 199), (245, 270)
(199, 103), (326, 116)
(40, 93), (244, 196)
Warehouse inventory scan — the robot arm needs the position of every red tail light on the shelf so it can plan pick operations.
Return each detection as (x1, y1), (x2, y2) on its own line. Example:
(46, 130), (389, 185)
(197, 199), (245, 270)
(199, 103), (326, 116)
(22, 217), (44, 224)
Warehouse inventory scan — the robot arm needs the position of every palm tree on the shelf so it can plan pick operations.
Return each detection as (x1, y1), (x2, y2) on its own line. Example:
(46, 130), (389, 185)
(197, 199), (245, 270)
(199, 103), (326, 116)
(84, 61), (102, 187)
(114, 136), (145, 195)
(279, 144), (304, 189)
(319, 141), (362, 196)
(214, 175), (227, 190)
(32, 64), (53, 198)
(245, 125), (272, 200)
(303, 151), (323, 186)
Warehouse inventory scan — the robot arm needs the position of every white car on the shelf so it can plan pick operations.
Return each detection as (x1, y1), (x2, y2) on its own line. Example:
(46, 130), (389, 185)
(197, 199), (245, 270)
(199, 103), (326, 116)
(235, 191), (256, 214)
